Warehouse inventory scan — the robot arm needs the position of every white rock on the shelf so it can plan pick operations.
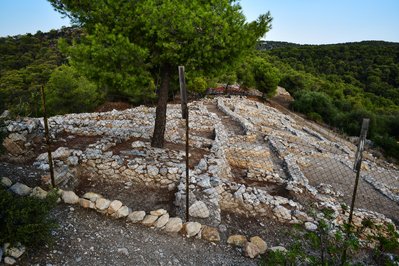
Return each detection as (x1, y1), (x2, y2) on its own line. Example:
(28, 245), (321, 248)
(107, 200), (123, 214)
(4, 256), (16, 265)
(7, 244), (25, 258)
(305, 222), (318, 231)
(127, 211), (146, 223)
(131, 141), (146, 148)
(117, 247), (129, 256)
(189, 201), (210, 218)
(150, 209), (167, 216)
(185, 222), (202, 237)
(52, 147), (72, 160)
(147, 165), (159, 177)
(95, 198), (111, 211)
(142, 215), (158, 226)
(1, 177), (12, 187)
(114, 206), (130, 218)
(154, 213), (170, 228)
(82, 192), (103, 202)
(273, 206), (292, 220)
(9, 182), (32, 196)
(168, 168), (179, 174)
(62, 191), (79, 204)
(79, 198), (95, 209)
(164, 217), (183, 233)
(30, 187), (48, 199)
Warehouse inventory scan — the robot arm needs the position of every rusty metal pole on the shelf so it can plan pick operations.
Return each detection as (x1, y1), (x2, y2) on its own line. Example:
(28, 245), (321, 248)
(342, 118), (369, 265)
(179, 66), (189, 222)
(40, 86), (56, 188)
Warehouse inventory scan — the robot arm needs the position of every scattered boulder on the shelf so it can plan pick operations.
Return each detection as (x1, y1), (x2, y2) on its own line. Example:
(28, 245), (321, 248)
(1, 177), (12, 187)
(52, 147), (72, 160)
(147, 165), (159, 177)
(108, 200), (123, 214)
(6, 244), (25, 258)
(150, 209), (167, 216)
(114, 206), (130, 218)
(142, 215), (158, 226)
(189, 201), (210, 218)
(79, 198), (95, 209)
(227, 235), (247, 247)
(131, 141), (146, 148)
(273, 206), (292, 221)
(154, 213), (170, 228)
(95, 198), (111, 211)
(30, 187), (48, 199)
(3, 133), (27, 156)
(250, 236), (267, 254)
(164, 217), (183, 233)
(127, 211), (146, 223)
(244, 242), (260, 258)
(62, 191), (79, 204)
(305, 222), (318, 231)
(82, 192), (103, 202)
(201, 226), (220, 242)
(184, 222), (202, 238)
(9, 183), (32, 196)
(4, 256), (16, 265)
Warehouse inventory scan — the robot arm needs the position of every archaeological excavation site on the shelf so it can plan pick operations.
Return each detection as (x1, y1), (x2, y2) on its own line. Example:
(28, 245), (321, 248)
(1, 96), (398, 264)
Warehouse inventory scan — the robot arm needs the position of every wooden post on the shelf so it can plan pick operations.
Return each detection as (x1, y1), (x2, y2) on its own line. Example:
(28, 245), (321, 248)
(348, 118), (369, 225)
(40, 86), (56, 188)
(342, 118), (369, 265)
(179, 66), (188, 120)
(179, 66), (189, 222)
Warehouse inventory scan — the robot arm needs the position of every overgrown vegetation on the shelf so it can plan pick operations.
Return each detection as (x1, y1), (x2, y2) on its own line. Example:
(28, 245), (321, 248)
(261, 208), (399, 265)
(0, 188), (59, 247)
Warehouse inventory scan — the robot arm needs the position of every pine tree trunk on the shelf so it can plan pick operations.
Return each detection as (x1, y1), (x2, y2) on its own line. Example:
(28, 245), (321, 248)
(151, 64), (171, 148)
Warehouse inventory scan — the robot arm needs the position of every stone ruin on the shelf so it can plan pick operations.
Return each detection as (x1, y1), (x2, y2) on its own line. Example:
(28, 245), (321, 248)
(1, 96), (398, 241)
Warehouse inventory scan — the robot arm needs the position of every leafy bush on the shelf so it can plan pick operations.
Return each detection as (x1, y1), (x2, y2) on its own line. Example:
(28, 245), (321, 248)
(45, 65), (105, 115)
(187, 76), (208, 95)
(0, 187), (58, 247)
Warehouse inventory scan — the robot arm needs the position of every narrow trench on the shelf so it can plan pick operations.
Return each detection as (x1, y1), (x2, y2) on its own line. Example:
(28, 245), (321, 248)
(206, 101), (291, 198)
(205, 103), (245, 136)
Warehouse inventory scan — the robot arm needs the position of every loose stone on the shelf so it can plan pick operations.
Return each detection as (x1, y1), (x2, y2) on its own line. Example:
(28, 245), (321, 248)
(127, 211), (146, 223)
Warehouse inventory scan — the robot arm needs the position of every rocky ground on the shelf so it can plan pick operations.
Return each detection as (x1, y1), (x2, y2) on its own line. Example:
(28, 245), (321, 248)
(1, 93), (398, 265)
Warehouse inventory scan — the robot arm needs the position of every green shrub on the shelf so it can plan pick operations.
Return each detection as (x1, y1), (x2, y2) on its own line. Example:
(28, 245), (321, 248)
(45, 65), (105, 115)
(0, 187), (59, 247)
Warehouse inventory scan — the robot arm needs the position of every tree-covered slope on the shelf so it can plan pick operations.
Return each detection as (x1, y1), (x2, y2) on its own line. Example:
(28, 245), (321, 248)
(259, 41), (399, 160)
(0, 27), (83, 116)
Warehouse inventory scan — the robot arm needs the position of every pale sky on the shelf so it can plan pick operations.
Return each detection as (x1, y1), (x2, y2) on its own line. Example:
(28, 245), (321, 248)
(0, 0), (398, 44)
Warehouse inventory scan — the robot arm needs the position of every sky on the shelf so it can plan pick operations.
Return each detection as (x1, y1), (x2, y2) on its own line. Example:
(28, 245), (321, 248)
(0, 0), (398, 44)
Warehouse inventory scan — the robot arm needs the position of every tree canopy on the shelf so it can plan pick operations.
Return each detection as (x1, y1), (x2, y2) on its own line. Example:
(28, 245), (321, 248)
(49, 0), (272, 147)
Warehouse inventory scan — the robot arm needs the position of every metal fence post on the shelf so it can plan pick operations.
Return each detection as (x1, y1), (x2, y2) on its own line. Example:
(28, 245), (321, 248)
(342, 118), (369, 265)
(40, 86), (56, 188)
(179, 66), (189, 222)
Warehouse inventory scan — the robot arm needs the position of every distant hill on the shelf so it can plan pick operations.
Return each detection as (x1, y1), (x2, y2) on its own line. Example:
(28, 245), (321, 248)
(257, 40), (300, 50)
(0, 27), (82, 116)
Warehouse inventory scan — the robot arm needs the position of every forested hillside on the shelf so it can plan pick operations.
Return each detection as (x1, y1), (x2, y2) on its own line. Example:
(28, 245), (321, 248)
(0, 27), (86, 116)
(260, 41), (399, 159)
